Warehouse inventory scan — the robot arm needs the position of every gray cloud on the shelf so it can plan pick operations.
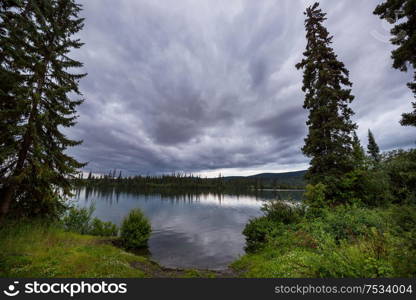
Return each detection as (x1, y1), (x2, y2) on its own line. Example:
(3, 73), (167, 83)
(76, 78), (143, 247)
(65, 0), (415, 176)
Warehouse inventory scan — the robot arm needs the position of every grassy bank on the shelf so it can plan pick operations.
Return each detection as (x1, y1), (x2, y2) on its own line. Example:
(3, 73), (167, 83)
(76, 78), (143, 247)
(1, 204), (414, 278)
(0, 221), (220, 278)
(232, 204), (416, 278)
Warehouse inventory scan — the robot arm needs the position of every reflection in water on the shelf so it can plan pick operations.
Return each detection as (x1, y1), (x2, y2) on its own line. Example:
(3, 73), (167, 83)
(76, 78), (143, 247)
(72, 187), (303, 270)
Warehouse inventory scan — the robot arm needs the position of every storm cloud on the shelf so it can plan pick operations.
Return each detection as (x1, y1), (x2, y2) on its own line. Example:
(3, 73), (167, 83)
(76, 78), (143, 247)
(66, 0), (415, 176)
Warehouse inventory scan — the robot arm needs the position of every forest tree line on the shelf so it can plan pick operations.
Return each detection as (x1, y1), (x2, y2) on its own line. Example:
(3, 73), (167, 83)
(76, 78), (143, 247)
(73, 171), (306, 193)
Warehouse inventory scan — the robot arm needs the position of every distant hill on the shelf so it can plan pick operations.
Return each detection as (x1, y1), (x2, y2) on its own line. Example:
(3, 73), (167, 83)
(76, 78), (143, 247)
(247, 170), (306, 180)
(224, 170), (307, 188)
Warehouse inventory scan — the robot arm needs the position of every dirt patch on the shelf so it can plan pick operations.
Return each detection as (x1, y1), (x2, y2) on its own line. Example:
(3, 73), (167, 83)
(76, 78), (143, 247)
(129, 260), (240, 278)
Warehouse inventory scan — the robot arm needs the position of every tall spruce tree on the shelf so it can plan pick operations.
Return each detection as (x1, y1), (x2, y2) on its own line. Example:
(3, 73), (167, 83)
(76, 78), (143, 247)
(0, 1), (26, 179)
(374, 0), (416, 127)
(0, 0), (86, 220)
(296, 2), (357, 184)
(367, 129), (381, 163)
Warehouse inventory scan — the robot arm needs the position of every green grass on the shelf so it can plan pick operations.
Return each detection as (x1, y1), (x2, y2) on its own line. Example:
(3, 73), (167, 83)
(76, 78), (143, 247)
(0, 221), (218, 278)
(232, 205), (416, 278)
(3, 205), (413, 278)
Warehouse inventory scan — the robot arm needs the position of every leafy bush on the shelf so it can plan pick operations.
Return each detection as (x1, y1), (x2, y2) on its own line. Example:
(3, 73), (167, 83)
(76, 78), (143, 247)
(61, 206), (118, 237)
(320, 149), (416, 207)
(120, 209), (151, 249)
(304, 183), (327, 215)
(318, 206), (386, 242)
(388, 205), (416, 274)
(306, 168), (393, 208)
(335, 169), (393, 207)
(298, 206), (387, 244)
(90, 218), (118, 237)
(306, 233), (395, 278)
(389, 205), (416, 233)
(383, 149), (416, 204)
(62, 206), (95, 234)
(243, 217), (276, 252)
(261, 200), (305, 224)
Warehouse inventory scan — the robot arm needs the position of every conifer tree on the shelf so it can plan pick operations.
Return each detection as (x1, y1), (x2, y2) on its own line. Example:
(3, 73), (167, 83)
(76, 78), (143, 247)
(374, 0), (416, 127)
(296, 2), (357, 184)
(0, 0), (86, 220)
(0, 1), (26, 178)
(352, 132), (366, 167)
(367, 129), (381, 163)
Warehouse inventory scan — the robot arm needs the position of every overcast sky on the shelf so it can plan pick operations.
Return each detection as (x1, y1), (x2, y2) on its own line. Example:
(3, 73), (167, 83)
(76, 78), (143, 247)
(66, 0), (415, 177)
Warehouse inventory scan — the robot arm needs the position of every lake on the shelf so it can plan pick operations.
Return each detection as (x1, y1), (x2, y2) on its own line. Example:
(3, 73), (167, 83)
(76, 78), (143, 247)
(72, 188), (303, 270)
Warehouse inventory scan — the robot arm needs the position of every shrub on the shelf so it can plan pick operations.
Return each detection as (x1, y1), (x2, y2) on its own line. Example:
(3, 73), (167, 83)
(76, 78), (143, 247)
(307, 236), (395, 278)
(389, 205), (416, 233)
(335, 169), (392, 207)
(61, 206), (118, 237)
(120, 209), (151, 249)
(243, 217), (276, 252)
(383, 149), (416, 204)
(62, 206), (94, 234)
(90, 218), (118, 237)
(320, 206), (386, 242)
(304, 183), (328, 215)
(261, 200), (305, 224)
(299, 206), (387, 243)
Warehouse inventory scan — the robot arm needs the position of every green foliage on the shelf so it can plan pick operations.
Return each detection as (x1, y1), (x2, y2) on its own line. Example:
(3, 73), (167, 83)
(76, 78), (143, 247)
(387, 205), (416, 276)
(374, 0), (416, 127)
(389, 205), (416, 233)
(243, 217), (277, 252)
(355, 168), (392, 206)
(90, 218), (118, 237)
(305, 167), (394, 208)
(304, 183), (327, 213)
(244, 201), (305, 252)
(62, 206), (95, 234)
(352, 131), (366, 168)
(0, 0), (86, 220)
(335, 169), (392, 207)
(307, 233), (395, 278)
(238, 205), (416, 278)
(0, 220), (148, 278)
(120, 209), (151, 249)
(383, 149), (416, 204)
(308, 206), (387, 242)
(296, 2), (357, 185)
(367, 129), (381, 163)
(261, 200), (305, 224)
(10, 191), (68, 220)
(61, 206), (118, 237)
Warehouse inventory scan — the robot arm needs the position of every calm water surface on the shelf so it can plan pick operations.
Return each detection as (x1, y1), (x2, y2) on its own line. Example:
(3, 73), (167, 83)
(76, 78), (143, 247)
(72, 188), (303, 270)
